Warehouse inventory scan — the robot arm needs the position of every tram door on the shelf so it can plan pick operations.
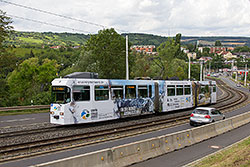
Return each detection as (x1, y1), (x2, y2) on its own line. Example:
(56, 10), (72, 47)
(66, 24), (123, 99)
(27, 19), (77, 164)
(154, 82), (159, 113)
(92, 85), (115, 121)
(71, 85), (93, 124)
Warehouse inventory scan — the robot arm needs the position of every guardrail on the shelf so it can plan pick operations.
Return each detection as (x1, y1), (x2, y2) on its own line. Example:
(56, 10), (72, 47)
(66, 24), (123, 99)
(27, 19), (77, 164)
(0, 105), (50, 112)
(33, 111), (250, 167)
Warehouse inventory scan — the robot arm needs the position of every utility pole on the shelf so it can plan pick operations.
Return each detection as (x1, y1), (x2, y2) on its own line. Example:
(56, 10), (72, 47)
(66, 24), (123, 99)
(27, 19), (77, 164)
(203, 63), (206, 81)
(188, 55), (191, 80)
(235, 71), (238, 82)
(200, 61), (203, 81)
(244, 63), (248, 86)
(243, 55), (247, 86)
(209, 61), (211, 75)
(235, 60), (237, 82)
(126, 35), (129, 80)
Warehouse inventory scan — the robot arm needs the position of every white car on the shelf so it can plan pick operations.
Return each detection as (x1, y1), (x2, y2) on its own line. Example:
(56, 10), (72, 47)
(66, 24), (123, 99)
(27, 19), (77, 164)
(190, 107), (225, 126)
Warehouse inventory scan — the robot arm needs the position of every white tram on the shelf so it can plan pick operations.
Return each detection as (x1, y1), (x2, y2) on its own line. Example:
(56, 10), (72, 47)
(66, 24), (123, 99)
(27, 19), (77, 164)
(50, 73), (216, 125)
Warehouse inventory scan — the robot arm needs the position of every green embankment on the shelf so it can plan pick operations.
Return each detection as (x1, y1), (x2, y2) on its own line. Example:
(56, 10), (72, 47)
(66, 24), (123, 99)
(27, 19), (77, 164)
(191, 137), (250, 167)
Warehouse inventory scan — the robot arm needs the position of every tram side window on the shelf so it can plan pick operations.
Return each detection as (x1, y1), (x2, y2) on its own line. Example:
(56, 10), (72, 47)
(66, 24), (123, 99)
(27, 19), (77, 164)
(73, 86), (90, 101)
(176, 85), (184, 96)
(184, 85), (191, 95)
(95, 86), (109, 101)
(125, 85), (136, 99)
(111, 86), (123, 100)
(167, 85), (175, 96)
(138, 85), (148, 98)
(201, 86), (206, 94)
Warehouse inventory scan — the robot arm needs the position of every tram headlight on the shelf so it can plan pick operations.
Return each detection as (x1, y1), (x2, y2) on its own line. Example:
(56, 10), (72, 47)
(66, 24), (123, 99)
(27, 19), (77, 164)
(50, 111), (55, 115)
(60, 112), (64, 116)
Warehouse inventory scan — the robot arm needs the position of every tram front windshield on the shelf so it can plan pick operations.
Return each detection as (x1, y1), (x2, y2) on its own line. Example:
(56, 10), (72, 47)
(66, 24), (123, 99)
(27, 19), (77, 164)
(52, 86), (71, 104)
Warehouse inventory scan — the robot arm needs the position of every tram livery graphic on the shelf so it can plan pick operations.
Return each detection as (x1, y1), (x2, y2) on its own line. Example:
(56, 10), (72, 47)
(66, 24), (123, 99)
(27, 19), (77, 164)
(50, 73), (216, 125)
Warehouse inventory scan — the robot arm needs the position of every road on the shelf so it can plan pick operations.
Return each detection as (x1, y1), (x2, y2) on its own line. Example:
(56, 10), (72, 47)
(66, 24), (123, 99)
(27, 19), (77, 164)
(0, 112), (49, 128)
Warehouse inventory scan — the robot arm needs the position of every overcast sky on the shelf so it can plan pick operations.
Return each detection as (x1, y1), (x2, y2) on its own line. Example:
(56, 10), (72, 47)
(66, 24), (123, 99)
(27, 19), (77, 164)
(1, 0), (250, 37)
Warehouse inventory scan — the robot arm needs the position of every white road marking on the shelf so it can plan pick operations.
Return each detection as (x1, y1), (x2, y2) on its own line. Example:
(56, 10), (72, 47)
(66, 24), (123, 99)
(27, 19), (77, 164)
(0, 118), (35, 123)
(210, 145), (220, 149)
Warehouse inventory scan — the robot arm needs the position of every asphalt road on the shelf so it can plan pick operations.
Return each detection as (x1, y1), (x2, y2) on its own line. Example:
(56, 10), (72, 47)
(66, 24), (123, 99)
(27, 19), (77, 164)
(0, 76), (249, 167)
(0, 112), (49, 128)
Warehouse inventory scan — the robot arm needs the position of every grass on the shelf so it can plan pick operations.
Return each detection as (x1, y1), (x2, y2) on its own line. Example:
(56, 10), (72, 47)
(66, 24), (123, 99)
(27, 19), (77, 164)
(7, 48), (44, 58)
(0, 109), (49, 116)
(18, 37), (44, 44)
(192, 137), (250, 167)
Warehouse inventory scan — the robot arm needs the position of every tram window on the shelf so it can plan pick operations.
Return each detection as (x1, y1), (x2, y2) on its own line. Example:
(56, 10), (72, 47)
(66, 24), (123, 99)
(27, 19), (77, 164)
(167, 85), (175, 96)
(184, 85), (191, 95)
(73, 86), (90, 101)
(125, 85), (136, 99)
(52, 86), (71, 104)
(111, 86), (123, 100)
(95, 86), (109, 101)
(176, 85), (184, 96)
(213, 86), (216, 92)
(201, 86), (206, 93)
(138, 85), (148, 98)
(149, 85), (152, 97)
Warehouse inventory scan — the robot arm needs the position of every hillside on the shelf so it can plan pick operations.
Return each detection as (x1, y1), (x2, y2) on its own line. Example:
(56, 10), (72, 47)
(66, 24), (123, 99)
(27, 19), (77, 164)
(3, 31), (250, 48)
(181, 36), (250, 47)
(4, 31), (90, 47)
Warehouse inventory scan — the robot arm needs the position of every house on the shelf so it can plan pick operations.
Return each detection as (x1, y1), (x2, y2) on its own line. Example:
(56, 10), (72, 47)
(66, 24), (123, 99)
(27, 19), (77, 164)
(222, 52), (237, 60)
(131, 45), (156, 54)
(210, 47), (227, 53)
(187, 52), (197, 59)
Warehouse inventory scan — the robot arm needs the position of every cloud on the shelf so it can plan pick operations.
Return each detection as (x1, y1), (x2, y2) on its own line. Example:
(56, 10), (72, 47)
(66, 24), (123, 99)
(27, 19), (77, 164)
(1, 0), (250, 36)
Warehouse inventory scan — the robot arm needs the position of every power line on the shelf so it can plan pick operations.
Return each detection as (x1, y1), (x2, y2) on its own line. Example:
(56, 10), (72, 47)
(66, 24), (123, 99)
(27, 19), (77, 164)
(0, 0), (128, 33)
(7, 14), (92, 34)
(0, 0), (105, 28)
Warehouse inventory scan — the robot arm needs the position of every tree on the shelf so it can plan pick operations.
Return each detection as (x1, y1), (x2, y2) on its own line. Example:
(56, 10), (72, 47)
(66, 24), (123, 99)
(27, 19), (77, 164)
(0, 10), (15, 106)
(84, 28), (132, 79)
(0, 10), (13, 50)
(7, 57), (58, 105)
(174, 33), (187, 60)
(186, 43), (196, 52)
(157, 38), (180, 79)
(130, 53), (154, 78)
(190, 63), (200, 80)
(215, 40), (222, 46)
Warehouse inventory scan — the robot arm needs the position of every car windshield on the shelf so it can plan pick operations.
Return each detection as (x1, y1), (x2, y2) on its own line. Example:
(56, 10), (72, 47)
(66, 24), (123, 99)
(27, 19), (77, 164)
(193, 109), (209, 115)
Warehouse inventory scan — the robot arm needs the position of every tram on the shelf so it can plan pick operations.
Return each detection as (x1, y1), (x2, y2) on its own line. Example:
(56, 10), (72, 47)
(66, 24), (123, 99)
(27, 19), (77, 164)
(50, 72), (216, 125)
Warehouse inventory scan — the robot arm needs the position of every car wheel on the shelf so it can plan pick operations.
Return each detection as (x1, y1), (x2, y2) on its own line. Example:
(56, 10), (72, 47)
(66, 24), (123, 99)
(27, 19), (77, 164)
(223, 117), (225, 120)
(190, 121), (194, 126)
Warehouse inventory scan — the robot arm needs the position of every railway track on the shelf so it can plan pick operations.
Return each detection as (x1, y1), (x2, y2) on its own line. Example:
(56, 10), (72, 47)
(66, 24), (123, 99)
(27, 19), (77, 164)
(0, 78), (249, 163)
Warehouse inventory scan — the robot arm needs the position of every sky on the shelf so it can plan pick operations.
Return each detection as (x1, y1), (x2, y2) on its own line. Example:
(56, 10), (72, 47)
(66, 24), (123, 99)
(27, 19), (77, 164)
(1, 0), (250, 37)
